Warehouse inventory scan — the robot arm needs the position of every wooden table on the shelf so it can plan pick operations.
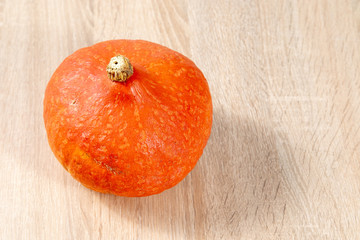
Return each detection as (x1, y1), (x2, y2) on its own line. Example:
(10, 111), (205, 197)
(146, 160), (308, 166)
(1, 0), (360, 239)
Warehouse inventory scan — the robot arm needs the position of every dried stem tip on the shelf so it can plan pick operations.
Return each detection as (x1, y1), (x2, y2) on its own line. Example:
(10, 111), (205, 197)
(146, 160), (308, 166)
(106, 55), (133, 82)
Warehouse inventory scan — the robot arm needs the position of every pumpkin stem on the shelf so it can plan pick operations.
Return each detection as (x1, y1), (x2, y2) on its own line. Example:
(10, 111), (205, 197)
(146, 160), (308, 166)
(106, 55), (133, 82)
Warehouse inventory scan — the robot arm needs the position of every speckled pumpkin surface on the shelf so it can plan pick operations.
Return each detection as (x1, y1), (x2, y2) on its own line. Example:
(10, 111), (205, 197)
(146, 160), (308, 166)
(43, 40), (212, 197)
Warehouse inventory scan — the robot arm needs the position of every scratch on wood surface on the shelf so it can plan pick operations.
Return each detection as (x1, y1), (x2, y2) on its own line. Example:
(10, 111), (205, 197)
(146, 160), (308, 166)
(281, 203), (287, 226)
(274, 181), (281, 200)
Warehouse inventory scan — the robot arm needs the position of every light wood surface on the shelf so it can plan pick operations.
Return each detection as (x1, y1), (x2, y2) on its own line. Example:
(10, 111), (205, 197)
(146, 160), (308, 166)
(1, 0), (360, 239)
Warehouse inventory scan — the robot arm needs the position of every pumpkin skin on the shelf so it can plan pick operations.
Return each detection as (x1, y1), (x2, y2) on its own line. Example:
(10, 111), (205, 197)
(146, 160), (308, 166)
(43, 40), (212, 197)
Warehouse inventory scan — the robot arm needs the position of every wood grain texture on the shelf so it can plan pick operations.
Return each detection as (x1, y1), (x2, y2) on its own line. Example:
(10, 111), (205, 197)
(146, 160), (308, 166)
(1, 0), (360, 239)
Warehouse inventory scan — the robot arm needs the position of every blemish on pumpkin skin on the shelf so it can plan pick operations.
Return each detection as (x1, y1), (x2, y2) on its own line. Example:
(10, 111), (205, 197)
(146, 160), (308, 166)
(159, 104), (169, 112)
(169, 95), (178, 102)
(75, 123), (83, 128)
(98, 135), (106, 141)
(174, 67), (187, 77)
(99, 146), (108, 152)
(118, 143), (130, 150)
(134, 106), (140, 121)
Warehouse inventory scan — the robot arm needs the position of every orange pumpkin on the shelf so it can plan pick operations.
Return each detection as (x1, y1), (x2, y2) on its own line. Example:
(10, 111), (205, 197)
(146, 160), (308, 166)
(43, 40), (212, 197)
